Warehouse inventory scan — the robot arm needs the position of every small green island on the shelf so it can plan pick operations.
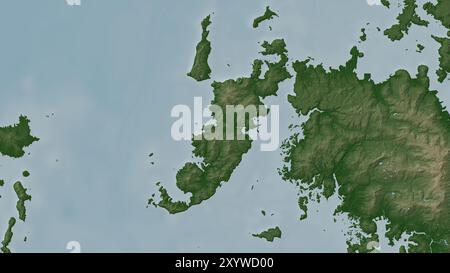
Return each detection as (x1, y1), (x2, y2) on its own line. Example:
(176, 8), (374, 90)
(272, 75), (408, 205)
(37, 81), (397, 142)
(1, 218), (16, 253)
(253, 6), (278, 28)
(13, 182), (32, 222)
(416, 43), (425, 53)
(359, 28), (367, 42)
(252, 226), (282, 242)
(187, 14), (212, 82)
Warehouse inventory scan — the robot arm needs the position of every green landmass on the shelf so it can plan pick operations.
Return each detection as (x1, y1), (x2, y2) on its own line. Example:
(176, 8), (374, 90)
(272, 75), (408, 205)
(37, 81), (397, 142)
(0, 116), (37, 252)
(381, 0), (390, 8)
(423, 0), (450, 30)
(431, 34), (450, 82)
(252, 226), (282, 242)
(298, 196), (308, 220)
(187, 15), (212, 82)
(22, 170), (30, 178)
(0, 116), (39, 158)
(281, 46), (450, 252)
(1, 217), (16, 253)
(399, 245), (407, 253)
(421, 1), (450, 82)
(360, 28), (367, 42)
(416, 43), (425, 53)
(0, 180), (4, 187)
(384, 0), (429, 41)
(13, 182), (32, 221)
(253, 6), (278, 28)
(155, 39), (291, 214)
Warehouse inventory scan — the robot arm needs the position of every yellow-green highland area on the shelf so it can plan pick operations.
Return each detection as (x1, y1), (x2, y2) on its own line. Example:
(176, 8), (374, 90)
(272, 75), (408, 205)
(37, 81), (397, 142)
(151, 39), (291, 214)
(281, 47), (450, 253)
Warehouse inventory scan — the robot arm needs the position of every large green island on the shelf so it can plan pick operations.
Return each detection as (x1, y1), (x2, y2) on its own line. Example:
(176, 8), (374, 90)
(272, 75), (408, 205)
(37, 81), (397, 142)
(154, 39), (291, 214)
(281, 47), (450, 252)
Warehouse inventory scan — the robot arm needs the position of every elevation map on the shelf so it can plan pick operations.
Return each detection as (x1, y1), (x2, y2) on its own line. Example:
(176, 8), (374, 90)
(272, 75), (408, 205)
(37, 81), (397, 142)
(0, 0), (449, 255)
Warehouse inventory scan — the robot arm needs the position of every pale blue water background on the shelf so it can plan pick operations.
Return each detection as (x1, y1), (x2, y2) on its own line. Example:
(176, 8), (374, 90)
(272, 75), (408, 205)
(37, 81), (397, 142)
(0, 0), (448, 252)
